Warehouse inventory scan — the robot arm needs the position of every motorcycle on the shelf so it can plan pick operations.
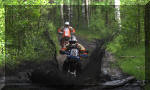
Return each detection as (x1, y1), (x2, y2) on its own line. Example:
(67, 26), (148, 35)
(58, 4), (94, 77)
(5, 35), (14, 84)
(61, 46), (88, 77)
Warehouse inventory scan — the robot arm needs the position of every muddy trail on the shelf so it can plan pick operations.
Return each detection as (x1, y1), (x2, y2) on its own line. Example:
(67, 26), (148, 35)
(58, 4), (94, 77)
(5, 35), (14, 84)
(0, 35), (144, 90)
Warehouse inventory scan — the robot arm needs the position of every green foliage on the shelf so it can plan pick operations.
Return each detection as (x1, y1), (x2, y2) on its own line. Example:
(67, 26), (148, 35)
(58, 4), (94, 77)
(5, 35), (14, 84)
(0, 0), (63, 69)
(1, 0), (64, 5)
(107, 35), (124, 53)
(47, 22), (60, 54)
(107, 5), (145, 80)
(76, 30), (101, 41)
(0, 6), (5, 67)
(145, 83), (150, 90)
(107, 5), (145, 52)
(116, 47), (145, 80)
(76, 6), (118, 41)
(0, 0), (147, 77)
(121, 6), (145, 46)
(4, 6), (60, 69)
(120, 0), (150, 5)
(91, 0), (114, 5)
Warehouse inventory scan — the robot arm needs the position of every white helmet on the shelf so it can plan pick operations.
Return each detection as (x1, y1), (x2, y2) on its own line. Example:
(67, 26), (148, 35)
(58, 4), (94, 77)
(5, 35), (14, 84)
(65, 21), (69, 25)
(69, 35), (77, 44)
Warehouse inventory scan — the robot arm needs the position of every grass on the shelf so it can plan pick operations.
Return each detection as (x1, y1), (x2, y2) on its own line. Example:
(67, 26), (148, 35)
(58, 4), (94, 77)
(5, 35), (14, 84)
(76, 30), (102, 41)
(115, 47), (145, 80)
(145, 83), (150, 90)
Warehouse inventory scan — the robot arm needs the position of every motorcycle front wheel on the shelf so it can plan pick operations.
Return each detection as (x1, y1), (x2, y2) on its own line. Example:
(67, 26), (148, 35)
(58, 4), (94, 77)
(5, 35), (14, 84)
(62, 59), (81, 77)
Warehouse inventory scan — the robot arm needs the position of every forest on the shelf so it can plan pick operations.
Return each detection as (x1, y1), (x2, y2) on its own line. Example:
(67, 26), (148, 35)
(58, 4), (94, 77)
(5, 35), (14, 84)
(0, 0), (150, 90)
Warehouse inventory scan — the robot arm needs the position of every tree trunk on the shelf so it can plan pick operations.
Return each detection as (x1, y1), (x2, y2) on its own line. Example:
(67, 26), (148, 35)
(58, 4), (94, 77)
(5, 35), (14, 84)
(63, 5), (70, 22)
(114, 0), (121, 30)
(82, 0), (85, 17)
(70, 1), (73, 25)
(68, 5), (71, 22)
(145, 2), (150, 82)
(60, 0), (64, 25)
(82, 0), (86, 28)
(85, 0), (89, 27)
(88, 0), (91, 18)
(137, 4), (141, 44)
(105, 7), (108, 26)
(78, 1), (80, 28)
(63, 0), (70, 22)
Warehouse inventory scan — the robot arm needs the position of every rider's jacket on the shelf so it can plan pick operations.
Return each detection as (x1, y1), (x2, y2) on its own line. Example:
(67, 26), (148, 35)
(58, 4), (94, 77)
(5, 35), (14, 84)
(58, 26), (75, 38)
(61, 43), (87, 55)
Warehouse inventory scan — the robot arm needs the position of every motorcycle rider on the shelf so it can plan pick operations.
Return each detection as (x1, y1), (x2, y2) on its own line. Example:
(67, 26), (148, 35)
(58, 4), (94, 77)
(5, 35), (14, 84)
(58, 21), (75, 49)
(62, 36), (88, 76)
(60, 35), (88, 56)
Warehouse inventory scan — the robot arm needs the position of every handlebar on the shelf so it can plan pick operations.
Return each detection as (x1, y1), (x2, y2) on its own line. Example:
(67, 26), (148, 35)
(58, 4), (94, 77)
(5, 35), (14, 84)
(80, 54), (88, 57)
(60, 51), (88, 57)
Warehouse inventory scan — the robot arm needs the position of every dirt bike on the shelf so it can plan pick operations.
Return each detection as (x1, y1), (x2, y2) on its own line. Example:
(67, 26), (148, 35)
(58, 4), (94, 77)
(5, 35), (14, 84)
(61, 46), (88, 77)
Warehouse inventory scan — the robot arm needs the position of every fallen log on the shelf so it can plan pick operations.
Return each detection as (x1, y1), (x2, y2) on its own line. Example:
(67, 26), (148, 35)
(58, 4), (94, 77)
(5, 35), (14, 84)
(101, 76), (135, 88)
(119, 56), (136, 58)
(0, 76), (5, 90)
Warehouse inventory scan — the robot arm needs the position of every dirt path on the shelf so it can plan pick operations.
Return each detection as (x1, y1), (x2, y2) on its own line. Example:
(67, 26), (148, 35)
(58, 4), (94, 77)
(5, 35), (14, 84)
(102, 51), (123, 79)
(76, 35), (123, 78)
(1, 35), (144, 90)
